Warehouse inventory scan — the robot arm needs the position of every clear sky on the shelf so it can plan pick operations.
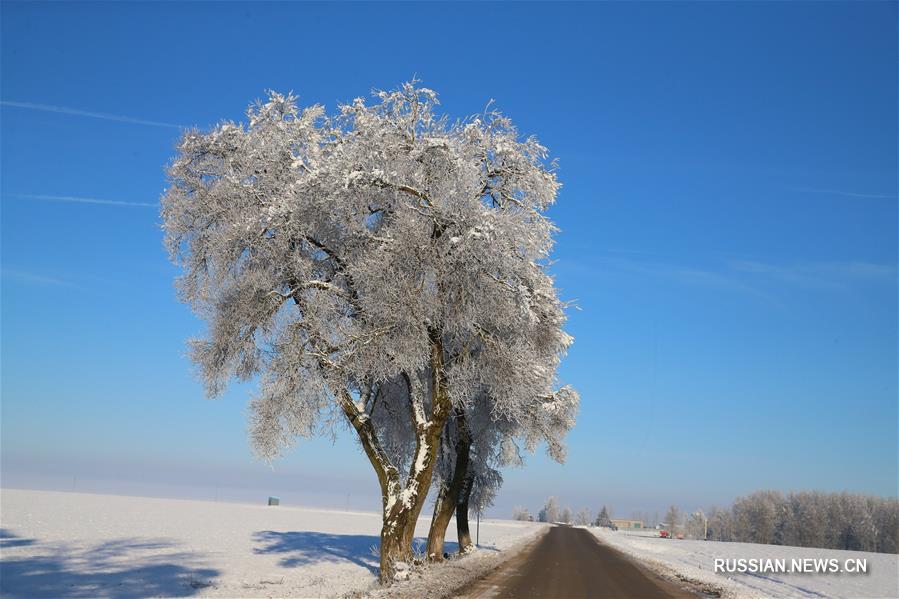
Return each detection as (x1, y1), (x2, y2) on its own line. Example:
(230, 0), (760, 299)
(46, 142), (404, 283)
(2, 1), (896, 517)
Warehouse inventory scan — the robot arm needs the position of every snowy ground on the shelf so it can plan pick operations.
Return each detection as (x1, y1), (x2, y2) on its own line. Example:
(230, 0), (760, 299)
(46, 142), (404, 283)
(591, 528), (898, 599)
(0, 488), (545, 598)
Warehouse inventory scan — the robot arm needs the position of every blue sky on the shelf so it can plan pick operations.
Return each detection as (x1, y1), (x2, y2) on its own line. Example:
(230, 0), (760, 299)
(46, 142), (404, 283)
(2, 1), (896, 517)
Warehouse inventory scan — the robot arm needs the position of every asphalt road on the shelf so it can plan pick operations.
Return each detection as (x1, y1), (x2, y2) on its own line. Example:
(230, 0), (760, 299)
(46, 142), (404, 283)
(458, 526), (697, 599)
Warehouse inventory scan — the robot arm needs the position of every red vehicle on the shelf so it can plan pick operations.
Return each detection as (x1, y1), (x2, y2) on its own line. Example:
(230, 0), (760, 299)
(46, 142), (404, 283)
(659, 530), (671, 538)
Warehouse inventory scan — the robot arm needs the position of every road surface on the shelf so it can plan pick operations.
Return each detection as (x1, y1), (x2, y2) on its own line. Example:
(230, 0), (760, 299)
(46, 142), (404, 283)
(458, 526), (697, 598)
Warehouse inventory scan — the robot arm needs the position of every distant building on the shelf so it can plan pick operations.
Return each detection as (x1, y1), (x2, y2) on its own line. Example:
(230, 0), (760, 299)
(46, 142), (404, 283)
(610, 519), (644, 530)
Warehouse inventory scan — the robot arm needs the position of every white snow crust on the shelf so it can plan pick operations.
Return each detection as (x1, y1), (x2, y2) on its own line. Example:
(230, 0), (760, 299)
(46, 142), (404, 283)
(0, 489), (543, 598)
(590, 527), (898, 599)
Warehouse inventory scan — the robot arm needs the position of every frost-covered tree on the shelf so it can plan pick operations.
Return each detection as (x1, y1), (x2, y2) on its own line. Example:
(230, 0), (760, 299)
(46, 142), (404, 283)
(872, 496), (899, 554)
(539, 496), (561, 523)
(707, 506), (733, 542)
(560, 506), (573, 524)
(512, 506), (531, 521)
(664, 505), (682, 533)
(732, 491), (782, 545)
(162, 82), (576, 582)
(575, 507), (593, 526)
(686, 510), (708, 540)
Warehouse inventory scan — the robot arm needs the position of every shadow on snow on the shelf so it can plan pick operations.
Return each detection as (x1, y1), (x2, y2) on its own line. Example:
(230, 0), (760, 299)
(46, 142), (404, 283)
(0, 529), (219, 598)
(0, 529), (35, 548)
(252, 530), (466, 575)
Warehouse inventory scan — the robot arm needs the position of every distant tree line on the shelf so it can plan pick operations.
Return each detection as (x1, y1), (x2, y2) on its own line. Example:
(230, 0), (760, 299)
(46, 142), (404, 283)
(521, 497), (576, 524)
(518, 499), (598, 527)
(519, 490), (898, 554)
(512, 506), (532, 521)
(690, 490), (898, 554)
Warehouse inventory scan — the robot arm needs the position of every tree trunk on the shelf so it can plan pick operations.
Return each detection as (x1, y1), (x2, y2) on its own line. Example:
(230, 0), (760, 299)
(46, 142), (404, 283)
(456, 469), (475, 553)
(375, 412), (449, 582)
(381, 497), (440, 583)
(425, 408), (471, 560)
(336, 331), (453, 584)
(376, 331), (453, 582)
(375, 434), (448, 583)
(379, 517), (413, 583)
(336, 388), (407, 584)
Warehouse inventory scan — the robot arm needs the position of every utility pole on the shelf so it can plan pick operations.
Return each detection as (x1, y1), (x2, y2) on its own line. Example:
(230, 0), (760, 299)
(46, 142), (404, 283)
(476, 509), (480, 547)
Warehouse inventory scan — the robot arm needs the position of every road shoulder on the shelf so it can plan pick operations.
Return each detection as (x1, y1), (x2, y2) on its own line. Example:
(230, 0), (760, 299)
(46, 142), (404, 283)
(363, 525), (551, 599)
(587, 528), (722, 598)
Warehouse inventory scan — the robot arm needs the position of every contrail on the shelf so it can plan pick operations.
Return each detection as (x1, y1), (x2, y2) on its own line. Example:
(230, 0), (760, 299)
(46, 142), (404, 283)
(792, 187), (896, 199)
(11, 194), (158, 208)
(1, 100), (183, 129)
(1, 268), (74, 287)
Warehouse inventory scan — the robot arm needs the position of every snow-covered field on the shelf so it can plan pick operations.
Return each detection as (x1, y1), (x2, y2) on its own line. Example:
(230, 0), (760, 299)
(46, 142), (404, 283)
(591, 528), (898, 599)
(0, 488), (545, 598)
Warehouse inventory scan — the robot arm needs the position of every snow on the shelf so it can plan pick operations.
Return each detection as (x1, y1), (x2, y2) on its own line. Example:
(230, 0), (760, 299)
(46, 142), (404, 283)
(590, 528), (898, 599)
(0, 488), (544, 598)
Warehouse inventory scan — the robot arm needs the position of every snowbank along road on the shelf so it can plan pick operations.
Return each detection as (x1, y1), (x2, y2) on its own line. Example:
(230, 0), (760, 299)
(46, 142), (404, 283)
(457, 525), (697, 598)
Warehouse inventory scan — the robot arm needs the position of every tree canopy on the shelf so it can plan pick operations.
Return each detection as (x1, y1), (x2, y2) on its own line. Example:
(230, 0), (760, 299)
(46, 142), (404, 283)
(162, 81), (578, 581)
